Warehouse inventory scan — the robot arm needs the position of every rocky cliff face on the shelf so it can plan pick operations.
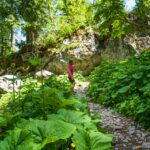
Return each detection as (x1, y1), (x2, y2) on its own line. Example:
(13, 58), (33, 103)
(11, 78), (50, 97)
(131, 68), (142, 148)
(100, 38), (134, 62)
(2, 28), (102, 76)
(124, 34), (150, 54)
(100, 34), (150, 62)
(1, 28), (150, 76)
(42, 28), (101, 75)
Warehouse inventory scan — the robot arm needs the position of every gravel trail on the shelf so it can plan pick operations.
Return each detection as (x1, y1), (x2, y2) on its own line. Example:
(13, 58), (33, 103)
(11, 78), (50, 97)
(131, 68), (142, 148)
(75, 81), (150, 150)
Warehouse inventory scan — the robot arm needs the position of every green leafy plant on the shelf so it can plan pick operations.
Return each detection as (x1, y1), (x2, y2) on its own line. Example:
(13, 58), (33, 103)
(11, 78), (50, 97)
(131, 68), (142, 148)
(27, 57), (42, 67)
(72, 127), (112, 150)
(88, 50), (150, 130)
(0, 73), (113, 149)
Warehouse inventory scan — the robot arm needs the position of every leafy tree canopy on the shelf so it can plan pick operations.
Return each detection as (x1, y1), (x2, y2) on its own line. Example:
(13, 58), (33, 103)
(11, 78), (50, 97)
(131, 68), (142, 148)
(0, 0), (149, 55)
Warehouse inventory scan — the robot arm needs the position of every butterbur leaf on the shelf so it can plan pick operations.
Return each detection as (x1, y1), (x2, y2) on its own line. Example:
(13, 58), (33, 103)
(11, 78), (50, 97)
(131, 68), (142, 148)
(83, 122), (98, 131)
(0, 128), (39, 150)
(44, 140), (66, 150)
(27, 119), (76, 147)
(118, 74), (127, 79)
(72, 128), (113, 150)
(132, 73), (143, 79)
(47, 109), (99, 131)
(57, 109), (91, 124)
(137, 108), (145, 114)
(142, 83), (150, 90)
(17, 143), (40, 150)
(60, 99), (80, 106)
(72, 128), (90, 150)
(89, 131), (113, 150)
(111, 92), (118, 99)
(118, 86), (130, 94)
(47, 114), (63, 121)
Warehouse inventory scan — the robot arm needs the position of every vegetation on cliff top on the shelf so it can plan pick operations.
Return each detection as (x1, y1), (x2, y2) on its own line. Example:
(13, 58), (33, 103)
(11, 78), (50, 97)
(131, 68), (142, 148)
(0, 0), (150, 57)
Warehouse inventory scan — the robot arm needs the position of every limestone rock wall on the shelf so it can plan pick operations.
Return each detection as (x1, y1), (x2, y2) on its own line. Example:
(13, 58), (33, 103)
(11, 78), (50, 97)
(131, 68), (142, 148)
(3, 29), (150, 76)
(100, 33), (150, 62)
(43, 29), (101, 75)
(124, 34), (150, 54)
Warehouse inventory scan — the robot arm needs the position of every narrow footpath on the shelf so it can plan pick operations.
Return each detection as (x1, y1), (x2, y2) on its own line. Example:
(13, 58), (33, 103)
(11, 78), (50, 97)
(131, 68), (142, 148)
(74, 81), (150, 150)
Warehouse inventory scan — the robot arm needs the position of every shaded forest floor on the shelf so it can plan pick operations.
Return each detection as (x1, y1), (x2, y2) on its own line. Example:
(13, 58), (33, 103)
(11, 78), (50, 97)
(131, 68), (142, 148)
(74, 81), (150, 150)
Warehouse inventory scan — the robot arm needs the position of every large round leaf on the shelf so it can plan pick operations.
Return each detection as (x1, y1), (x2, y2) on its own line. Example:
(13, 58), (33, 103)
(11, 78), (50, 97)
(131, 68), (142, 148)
(0, 128), (40, 150)
(27, 119), (76, 144)
(72, 128), (113, 150)
(48, 109), (91, 124)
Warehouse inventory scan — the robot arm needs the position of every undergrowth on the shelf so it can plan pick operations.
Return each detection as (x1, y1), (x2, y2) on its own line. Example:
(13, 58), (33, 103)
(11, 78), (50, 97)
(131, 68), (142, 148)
(88, 50), (150, 130)
(0, 73), (113, 150)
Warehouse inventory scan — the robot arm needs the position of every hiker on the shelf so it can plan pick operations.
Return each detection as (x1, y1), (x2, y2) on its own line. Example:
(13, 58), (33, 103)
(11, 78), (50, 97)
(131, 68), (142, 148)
(68, 60), (75, 92)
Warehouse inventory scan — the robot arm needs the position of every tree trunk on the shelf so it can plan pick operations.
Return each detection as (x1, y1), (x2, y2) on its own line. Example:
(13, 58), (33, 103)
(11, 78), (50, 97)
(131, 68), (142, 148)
(0, 2), (4, 55)
(0, 20), (4, 56)
(26, 27), (32, 44)
(10, 26), (16, 52)
(10, 1), (16, 52)
(1, 36), (4, 56)
(26, 27), (38, 44)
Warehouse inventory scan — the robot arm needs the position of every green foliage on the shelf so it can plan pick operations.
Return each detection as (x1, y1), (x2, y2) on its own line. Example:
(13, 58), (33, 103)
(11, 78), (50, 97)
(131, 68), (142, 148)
(94, 0), (127, 38)
(0, 128), (40, 150)
(0, 93), (12, 108)
(0, 0), (150, 57)
(0, 116), (7, 127)
(0, 0), (96, 54)
(45, 72), (85, 91)
(45, 75), (70, 91)
(35, 0), (91, 46)
(57, 0), (88, 35)
(0, 73), (113, 149)
(0, 0), (149, 56)
(133, 0), (150, 23)
(27, 119), (76, 143)
(27, 57), (42, 66)
(72, 127), (112, 150)
(88, 50), (150, 130)
(47, 108), (92, 125)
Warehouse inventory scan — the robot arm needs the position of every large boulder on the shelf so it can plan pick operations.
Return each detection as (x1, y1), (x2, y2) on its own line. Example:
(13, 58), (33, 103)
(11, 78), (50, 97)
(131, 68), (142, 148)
(35, 70), (53, 78)
(0, 75), (22, 93)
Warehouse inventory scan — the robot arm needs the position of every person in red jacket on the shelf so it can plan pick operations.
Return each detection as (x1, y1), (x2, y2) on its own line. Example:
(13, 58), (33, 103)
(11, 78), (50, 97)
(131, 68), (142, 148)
(68, 60), (75, 92)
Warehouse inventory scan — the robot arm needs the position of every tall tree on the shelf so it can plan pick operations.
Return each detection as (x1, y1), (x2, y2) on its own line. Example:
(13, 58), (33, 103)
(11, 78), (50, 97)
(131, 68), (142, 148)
(134, 0), (150, 26)
(9, 0), (19, 51)
(18, 0), (50, 44)
(94, 0), (127, 38)
(0, 0), (10, 55)
(54, 0), (90, 37)
(0, 0), (20, 55)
